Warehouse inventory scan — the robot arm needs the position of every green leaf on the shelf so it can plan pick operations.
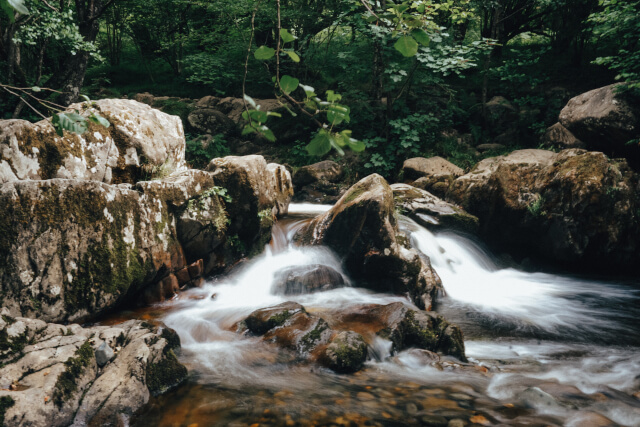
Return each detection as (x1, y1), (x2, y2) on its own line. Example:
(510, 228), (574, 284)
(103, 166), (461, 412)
(0, 0), (14, 22)
(306, 130), (331, 156)
(80, 94), (91, 102)
(300, 84), (316, 98)
(258, 125), (276, 142)
(346, 138), (365, 152)
(328, 135), (345, 156)
(242, 124), (257, 136)
(250, 109), (268, 123)
(31, 86), (41, 93)
(243, 94), (257, 108)
(284, 50), (300, 63)
(394, 35), (419, 57)
(325, 90), (342, 102)
(53, 112), (88, 135)
(411, 29), (430, 46)
(88, 113), (110, 128)
(327, 104), (350, 126)
(279, 75), (299, 95)
(280, 29), (296, 43)
(267, 111), (282, 118)
(254, 46), (275, 60)
(7, 0), (28, 14)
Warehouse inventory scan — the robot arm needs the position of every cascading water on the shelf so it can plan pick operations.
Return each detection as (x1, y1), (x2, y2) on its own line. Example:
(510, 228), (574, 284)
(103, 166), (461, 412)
(131, 204), (640, 427)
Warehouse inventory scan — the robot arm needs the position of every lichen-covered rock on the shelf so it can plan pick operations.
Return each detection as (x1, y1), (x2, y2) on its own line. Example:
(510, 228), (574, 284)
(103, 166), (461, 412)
(272, 264), (346, 295)
(391, 183), (478, 234)
(292, 160), (347, 203)
(206, 155), (293, 256)
(540, 122), (585, 150)
(0, 99), (186, 186)
(0, 179), (182, 322)
(293, 160), (344, 187)
(559, 84), (639, 164)
(320, 331), (367, 374)
(403, 157), (464, 197)
(448, 149), (640, 272)
(0, 316), (186, 427)
(295, 174), (442, 309)
(187, 108), (236, 135)
(325, 302), (466, 361)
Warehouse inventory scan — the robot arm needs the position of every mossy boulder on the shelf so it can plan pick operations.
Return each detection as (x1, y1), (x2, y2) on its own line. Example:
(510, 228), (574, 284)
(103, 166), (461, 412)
(295, 174), (442, 310)
(0, 99), (186, 186)
(448, 149), (640, 273)
(0, 316), (186, 426)
(391, 183), (478, 234)
(320, 331), (368, 374)
(272, 264), (346, 295)
(0, 178), (182, 322)
(206, 155), (293, 256)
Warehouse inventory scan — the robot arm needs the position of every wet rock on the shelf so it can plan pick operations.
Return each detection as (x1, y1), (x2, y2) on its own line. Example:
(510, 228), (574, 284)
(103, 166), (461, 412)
(320, 331), (368, 374)
(419, 414), (448, 426)
(517, 387), (562, 410)
(0, 179), (183, 323)
(447, 420), (465, 427)
(559, 83), (640, 165)
(448, 148), (640, 273)
(565, 411), (617, 427)
(293, 160), (344, 187)
(272, 264), (345, 295)
(391, 184), (478, 233)
(95, 341), (115, 367)
(0, 99), (186, 185)
(295, 174), (442, 310)
(207, 155), (293, 257)
(244, 302), (306, 335)
(0, 317), (186, 427)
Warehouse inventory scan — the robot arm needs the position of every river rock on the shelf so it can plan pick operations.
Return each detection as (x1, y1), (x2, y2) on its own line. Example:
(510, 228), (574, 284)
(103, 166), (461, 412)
(0, 316), (186, 427)
(403, 157), (464, 198)
(293, 160), (344, 187)
(325, 302), (466, 361)
(187, 108), (237, 136)
(485, 96), (519, 134)
(391, 183), (478, 233)
(0, 99), (186, 186)
(448, 148), (640, 272)
(206, 155), (293, 256)
(272, 264), (346, 295)
(295, 174), (442, 310)
(320, 331), (368, 374)
(559, 83), (640, 165)
(95, 341), (115, 367)
(0, 179), (182, 323)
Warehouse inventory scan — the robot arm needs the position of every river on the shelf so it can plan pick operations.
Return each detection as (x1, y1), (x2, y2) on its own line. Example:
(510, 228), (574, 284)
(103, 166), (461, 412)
(128, 203), (640, 426)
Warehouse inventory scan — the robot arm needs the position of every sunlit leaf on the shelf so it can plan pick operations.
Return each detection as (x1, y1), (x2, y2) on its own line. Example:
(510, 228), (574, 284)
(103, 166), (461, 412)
(8, 0), (28, 14)
(280, 29), (296, 43)
(411, 29), (430, 46)
(394, 35), (419, 57)
(254, 46), (275, 60)
(279, 75), (299, 95)
(284, 50), (300, 62)
(306, 130), (331, 156)
(88, 113), (110, 128)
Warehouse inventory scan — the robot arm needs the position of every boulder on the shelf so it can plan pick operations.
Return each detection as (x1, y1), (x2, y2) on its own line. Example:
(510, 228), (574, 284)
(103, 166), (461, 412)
(293, 160), (344, 187)
(187, 108), (236, 136)
(320, 331), (368, 374)
(0, 316), (186, 427)
(484, 96), (519, 134)
(540, 123), (585, 150)
(295, 174), (442, 310)
(324, 302), (466, 361)
(0, 179), (183, 323)
(206, 155), (293, 256)
(272, 265), (346, 295)
(0, 99), (186, 186)
(403, 156), (464, 199)
(391, 184), (478, 234)
(448, 149), (640, 272)
(559, 83), (640, 164)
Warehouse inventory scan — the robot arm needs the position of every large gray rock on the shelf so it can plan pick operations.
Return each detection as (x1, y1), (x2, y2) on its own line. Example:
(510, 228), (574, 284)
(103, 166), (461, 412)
(403, 157), (464, 198)
(540, 122), (585, 150)
(295, 174), (442, 310)
(320, 331), (368, 374)
(272, 264), (346, 295)
(0, 179), (183, 323)
(559, 84), (639, 157)
(391, 183), (478, 233)
(293, 160), (344, 187)
(448, 149), (640, 272)
(0, 99), (186, 186)
(0, 316), (186, 427)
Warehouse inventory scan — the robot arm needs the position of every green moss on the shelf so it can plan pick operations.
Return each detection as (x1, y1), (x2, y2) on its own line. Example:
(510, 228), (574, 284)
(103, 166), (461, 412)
(145, 349), (187, 396)
(342, 185), (367, 204)
(0, 327), (29, 360)
(53, 341), (94, 408)
(300, 319), (329, 351)
(268, 310), (292, 327)
(401, 310), (437, 350)
(0, 395), (15, 425)
(326, 334), (367, 373)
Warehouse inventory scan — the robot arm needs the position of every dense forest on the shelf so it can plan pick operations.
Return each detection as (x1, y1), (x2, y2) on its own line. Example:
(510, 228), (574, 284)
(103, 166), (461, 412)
(1, 0), (639, 177)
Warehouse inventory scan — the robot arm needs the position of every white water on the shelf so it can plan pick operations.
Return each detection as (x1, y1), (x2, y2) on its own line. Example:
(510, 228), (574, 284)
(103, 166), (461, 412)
(159, 204), (640, 425)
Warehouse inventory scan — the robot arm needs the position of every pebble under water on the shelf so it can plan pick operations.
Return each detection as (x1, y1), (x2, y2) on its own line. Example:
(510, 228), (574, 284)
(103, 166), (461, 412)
(123, 204), (640, 427)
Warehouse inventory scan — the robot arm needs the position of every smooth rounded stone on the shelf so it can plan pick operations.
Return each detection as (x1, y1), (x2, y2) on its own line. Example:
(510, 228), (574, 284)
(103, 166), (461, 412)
(517, 387), (562, 410)
(419, 414), (448, 427)
(449, 393), (473, 401)
(540, 122), (585, 149)
(565, 411), (617, 427)
(406, 402), (418, 415)
(357, 391), (376, 401)
(293, 160), (344, 187)
(95, 341), (115, 367)
(272, 264), (345, 295)
(244, 302), (306, 335)
(403, 156), (464, 182)
(447, 419), (465, 427)
(322, 331), (368, 374)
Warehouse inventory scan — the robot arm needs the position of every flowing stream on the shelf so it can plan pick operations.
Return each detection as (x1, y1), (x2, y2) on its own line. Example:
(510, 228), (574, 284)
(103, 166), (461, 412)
(129, 204), (640, 426)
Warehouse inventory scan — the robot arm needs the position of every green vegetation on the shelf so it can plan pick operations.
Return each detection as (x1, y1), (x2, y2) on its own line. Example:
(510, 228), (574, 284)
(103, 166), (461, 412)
(1, 0), (638, 179)
(0, 396), (15, 425)
(53, 340), (94, 407)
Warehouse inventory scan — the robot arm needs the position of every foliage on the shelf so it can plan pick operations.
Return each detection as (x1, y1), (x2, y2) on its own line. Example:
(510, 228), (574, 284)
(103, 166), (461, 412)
(185, 133), (230, 169)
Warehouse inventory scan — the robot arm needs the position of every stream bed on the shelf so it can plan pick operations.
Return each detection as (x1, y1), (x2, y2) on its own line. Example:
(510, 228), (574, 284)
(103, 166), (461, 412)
(116, 204), (640, 426)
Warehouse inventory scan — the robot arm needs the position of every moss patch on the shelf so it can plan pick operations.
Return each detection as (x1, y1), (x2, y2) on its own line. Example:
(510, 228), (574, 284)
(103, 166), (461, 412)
(300, 319), (329, 351)
(0, 395), (15, 425)
(53, 340), (94, 408)
(146, 349), (187, 396)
